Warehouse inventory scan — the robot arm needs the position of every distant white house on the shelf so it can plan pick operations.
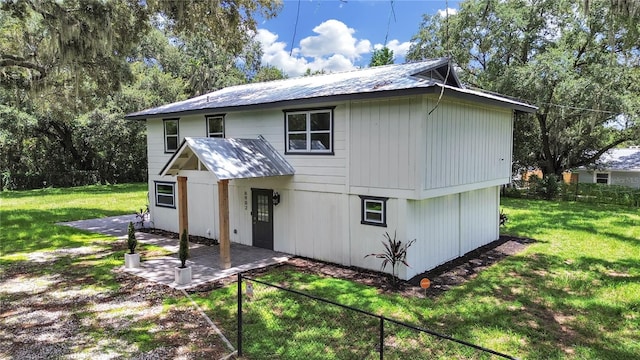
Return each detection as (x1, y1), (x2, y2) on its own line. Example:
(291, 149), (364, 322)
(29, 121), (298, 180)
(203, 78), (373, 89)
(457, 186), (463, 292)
(573, 147), (640, 189)
(125, 59), (537, 280)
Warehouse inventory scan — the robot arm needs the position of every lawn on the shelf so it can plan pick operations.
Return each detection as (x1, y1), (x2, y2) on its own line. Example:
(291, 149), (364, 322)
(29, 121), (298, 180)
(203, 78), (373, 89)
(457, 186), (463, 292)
(1, 186), (638, 359)
(186, 198), (639, 360)
(0, 184), (230, 358)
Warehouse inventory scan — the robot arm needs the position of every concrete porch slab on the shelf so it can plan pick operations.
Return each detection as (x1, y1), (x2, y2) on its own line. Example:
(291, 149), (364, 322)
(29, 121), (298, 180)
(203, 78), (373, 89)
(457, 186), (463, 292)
(59, 215), (290, 290)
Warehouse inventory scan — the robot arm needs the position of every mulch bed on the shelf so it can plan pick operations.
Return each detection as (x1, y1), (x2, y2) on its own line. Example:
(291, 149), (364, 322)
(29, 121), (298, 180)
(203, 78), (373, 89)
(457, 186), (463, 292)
(273, 235), (536, 298)
(181, 233), (535, 297)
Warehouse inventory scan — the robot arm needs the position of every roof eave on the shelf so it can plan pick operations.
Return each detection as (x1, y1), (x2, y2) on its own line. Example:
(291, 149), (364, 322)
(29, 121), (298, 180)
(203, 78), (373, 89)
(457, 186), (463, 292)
(124, 87), (438, 120)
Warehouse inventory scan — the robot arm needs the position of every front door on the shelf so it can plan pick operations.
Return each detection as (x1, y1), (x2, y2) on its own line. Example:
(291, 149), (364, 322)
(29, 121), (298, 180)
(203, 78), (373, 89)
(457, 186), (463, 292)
(252, 188), (274, 250)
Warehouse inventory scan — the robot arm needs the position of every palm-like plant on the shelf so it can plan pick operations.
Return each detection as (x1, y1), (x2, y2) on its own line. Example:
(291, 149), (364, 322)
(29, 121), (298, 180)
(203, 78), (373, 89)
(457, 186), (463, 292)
(365, 231), (416, 288)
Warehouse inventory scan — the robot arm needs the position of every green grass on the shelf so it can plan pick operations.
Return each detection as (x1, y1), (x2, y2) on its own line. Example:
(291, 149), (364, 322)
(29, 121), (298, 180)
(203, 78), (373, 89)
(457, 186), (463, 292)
(1, 183), (148, 255)
(0, 183), (190, 356)
(189, 198), (639, 360)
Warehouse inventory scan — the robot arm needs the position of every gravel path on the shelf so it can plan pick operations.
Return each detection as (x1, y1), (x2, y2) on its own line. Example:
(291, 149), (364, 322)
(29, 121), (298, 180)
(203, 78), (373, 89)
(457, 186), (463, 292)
(0, 242), (231, 359)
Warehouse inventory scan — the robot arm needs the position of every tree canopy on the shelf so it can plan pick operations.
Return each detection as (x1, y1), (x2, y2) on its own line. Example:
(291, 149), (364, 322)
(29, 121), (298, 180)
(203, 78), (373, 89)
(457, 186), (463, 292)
(369, 47), (395, 67)
(408, 0), (640, 177)
(0, 0), (281, 190)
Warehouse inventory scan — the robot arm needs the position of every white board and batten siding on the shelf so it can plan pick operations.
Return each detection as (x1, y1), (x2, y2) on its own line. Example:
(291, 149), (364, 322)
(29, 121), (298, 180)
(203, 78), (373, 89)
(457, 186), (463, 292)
(226, 106), (349, 194)
(349, 96), (421, 198)
(147, 103), (348, 240)
(422, 98), (513, 198)
(404, 186), (500, 280)
(144, 92), (513, 280)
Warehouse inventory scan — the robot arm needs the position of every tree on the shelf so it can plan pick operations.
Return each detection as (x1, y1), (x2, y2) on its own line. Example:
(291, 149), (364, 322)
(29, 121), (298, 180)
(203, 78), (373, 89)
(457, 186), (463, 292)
(0, 0), (281, 91)
(369, 46), (395, 67)
(252, 65), (287, 83)
(408, 0), (640, 177)
(0, 1), (282, 190)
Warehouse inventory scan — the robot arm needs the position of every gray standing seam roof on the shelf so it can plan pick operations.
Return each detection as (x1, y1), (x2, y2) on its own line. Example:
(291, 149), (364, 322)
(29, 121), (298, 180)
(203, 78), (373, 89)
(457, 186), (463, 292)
(598, 148), (640, 171)
(125, 59), (536, 120)
(160, 137), (295, 180)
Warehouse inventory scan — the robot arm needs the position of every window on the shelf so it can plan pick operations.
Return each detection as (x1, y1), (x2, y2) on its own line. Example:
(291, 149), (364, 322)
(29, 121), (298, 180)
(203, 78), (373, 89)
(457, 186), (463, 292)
(360, 196), (388, 227)
(164, 119), (179, 152)
(595, 172), (609, 184)
(207, 115), (225, 138)
(285, 108), (333, 154)
(155, 182), (175, 208)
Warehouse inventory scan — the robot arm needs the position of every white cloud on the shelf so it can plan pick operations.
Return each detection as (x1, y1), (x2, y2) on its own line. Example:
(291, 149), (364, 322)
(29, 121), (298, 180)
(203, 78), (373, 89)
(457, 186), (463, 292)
(299, 19), (371, 60)
(373, 40), (413, 58)
(437, 8), (457, 17)
(257, 20), (377, 77)
(255, 29), (310, 77)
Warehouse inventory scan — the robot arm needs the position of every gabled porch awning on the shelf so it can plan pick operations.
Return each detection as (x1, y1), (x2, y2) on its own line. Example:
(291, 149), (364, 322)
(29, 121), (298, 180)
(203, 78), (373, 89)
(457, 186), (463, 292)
(160, 136), (295, 179)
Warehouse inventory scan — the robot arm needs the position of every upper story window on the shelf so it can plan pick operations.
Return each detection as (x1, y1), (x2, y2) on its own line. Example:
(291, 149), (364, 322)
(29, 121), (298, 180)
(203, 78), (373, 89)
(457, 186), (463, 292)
(595, 172), (609, 184)
(285, 108), (333, 154)
(164, 119), (179, 153)
(207, 115), (225, 138)
(360, 196), (388, 227)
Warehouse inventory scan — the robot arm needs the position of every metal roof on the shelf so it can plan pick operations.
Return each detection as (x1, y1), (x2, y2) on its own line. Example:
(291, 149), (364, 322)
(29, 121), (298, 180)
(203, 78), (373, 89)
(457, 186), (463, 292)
(125, 59), (536, 120)
(598, 148), (640, 171)
(160, 137), (295, 180)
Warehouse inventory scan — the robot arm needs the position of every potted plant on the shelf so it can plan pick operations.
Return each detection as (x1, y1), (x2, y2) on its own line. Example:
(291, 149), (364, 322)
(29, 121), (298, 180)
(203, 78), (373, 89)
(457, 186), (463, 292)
(124, 221), (140, 268)
(174, 229), (191, 285)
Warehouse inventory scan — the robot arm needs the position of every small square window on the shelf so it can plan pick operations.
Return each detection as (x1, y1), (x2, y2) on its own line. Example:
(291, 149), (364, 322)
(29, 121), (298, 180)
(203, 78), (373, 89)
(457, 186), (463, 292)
(360, 196), (388, 227)
(595, 173), (609, 184)
(207, 115), (225, 138)
(155, 182), (175, 208)
(164, 119), (179, 153)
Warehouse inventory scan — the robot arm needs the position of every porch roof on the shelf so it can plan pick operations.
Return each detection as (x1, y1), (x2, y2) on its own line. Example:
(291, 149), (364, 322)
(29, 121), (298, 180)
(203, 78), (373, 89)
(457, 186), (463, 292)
(160, 136), (295, 179)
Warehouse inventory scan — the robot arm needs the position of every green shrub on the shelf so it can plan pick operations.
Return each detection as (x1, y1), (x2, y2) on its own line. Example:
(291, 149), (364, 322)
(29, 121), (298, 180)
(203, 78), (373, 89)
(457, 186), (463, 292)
(127, 221), (137, 254)
(179, 229), (189, 268)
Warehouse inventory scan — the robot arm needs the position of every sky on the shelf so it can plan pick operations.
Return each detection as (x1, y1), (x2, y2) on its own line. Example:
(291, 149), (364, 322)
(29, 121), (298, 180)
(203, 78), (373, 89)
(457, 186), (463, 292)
(256, 0), (460, 77)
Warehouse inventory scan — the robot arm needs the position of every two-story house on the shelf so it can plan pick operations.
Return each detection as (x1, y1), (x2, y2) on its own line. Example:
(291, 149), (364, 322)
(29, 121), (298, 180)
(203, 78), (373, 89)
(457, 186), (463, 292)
(125, 59), (536, 280)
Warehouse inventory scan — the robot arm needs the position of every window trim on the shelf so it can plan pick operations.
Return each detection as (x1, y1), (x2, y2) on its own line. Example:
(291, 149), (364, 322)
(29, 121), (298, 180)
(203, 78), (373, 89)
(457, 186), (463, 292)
(283, 107), (335, 155)
(155, 181), (176, 208)
(594, 172), (610, 185)
(359, 195), (388, 227)
(206, 114), (225, 138)
(163, 118), (179, 153)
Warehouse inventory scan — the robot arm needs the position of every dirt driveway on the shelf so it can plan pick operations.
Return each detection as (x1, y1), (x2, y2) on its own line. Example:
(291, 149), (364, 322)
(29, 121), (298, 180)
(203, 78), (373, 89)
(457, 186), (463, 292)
(0, 243), (232, 359)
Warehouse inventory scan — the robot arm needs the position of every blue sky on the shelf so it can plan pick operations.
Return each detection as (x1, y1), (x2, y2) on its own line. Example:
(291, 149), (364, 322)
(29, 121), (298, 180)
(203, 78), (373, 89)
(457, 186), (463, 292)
(256, 0), (459, 77)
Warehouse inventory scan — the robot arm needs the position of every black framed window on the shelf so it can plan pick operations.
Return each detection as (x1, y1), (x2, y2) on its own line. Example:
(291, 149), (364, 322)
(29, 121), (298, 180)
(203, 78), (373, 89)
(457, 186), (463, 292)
(360, 196), (388, 227)
(285, 108), (333, 154)
(155, 181), (176, 208)
(164, 119), (179, 153)
(595, 172), (609, 184)
(207, 115), (225, 138)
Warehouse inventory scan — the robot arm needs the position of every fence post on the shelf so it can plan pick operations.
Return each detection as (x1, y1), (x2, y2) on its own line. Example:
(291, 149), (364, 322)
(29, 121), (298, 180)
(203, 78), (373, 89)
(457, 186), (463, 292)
(379, 316), (384, 360)
(237, 273), (243, 357)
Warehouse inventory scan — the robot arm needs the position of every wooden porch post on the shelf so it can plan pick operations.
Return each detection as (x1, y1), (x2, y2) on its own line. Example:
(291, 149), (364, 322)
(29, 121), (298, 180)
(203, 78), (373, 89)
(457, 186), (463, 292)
(177, 176), (188, 238)
(218, 179), (231, 269)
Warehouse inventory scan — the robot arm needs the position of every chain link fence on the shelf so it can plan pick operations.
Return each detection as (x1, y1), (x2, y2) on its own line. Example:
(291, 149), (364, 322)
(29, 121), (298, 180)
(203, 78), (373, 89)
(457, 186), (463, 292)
(237, 274), (516, 360)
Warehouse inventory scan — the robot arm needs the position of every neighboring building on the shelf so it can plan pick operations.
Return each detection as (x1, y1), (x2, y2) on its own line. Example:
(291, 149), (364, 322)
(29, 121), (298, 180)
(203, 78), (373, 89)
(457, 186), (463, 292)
(573, 147), (640, 189)
(125, 59), (536, 280)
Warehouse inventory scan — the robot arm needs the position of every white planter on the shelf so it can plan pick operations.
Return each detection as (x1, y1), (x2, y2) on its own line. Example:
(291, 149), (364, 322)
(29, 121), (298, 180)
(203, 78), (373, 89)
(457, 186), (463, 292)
(124, 253), (140, 268)
(174, 266), (192, 285)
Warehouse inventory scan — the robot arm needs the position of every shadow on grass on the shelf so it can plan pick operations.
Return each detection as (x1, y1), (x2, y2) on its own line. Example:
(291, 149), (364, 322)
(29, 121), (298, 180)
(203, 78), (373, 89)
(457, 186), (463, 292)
(193, 250), (639, 360)
(502, 198), (639, 245)
(428, 252), (640, 360)
(0, 208), (130, 255)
